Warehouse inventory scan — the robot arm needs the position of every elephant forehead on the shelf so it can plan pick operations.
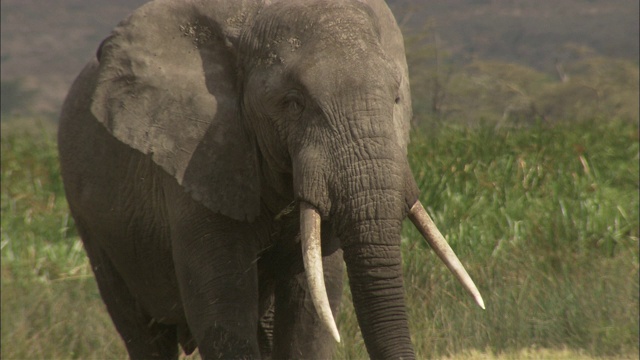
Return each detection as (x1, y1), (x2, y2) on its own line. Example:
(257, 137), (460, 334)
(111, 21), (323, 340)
(243, 0), (381, 63)
(294, 50), (400, 104)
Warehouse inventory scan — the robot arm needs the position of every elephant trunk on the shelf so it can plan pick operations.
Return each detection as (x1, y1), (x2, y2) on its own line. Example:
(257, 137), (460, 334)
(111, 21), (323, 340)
(299, 181), (415, 358)
(332, 137), (415, 358)
(339, 189), (414, 359)
(344, 231), (414, 358)
(294, 101), (417, 356)
(300, 197), (414, 359)
(296, 95), (483, 356)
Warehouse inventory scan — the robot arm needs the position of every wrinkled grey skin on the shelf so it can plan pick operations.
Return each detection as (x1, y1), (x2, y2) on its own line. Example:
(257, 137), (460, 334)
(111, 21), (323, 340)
(58, 0), (421, 358)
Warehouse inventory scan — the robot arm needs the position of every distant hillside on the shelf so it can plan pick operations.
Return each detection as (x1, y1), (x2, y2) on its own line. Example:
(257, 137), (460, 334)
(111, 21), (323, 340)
(1, 0), (148, 118)
(389, 0), (639, 71)
(1, 0), (638, 120)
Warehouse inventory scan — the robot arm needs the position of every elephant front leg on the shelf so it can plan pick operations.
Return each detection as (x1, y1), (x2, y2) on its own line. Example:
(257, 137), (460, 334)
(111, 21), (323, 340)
(170, 214), (262, 359)
(272, 246), (344, 359)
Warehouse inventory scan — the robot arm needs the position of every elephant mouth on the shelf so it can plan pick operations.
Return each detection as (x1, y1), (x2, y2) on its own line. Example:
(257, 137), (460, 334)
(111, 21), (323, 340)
(298, 199), (485, 343)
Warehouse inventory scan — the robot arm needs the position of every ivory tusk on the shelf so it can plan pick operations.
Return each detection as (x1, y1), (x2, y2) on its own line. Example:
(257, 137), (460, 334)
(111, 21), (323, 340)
(300, 202), (341, 342)
(408, 201), (486, 310)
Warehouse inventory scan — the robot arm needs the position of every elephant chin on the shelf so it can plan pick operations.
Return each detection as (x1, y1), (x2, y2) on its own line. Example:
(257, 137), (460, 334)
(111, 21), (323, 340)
(298, 200), (485, 344)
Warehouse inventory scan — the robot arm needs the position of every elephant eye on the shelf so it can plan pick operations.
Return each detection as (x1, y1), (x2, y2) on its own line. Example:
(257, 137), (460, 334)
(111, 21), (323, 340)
(283, 91), (305, 117)
(395, 96), (401, 104)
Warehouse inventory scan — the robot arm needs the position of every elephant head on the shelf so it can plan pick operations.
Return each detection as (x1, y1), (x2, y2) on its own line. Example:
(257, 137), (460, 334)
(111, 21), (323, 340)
(89, 0), (484, 357)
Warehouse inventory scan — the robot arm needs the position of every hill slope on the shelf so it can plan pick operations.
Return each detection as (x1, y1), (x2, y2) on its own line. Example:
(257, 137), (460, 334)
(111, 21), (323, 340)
(1, 0), (638, 119)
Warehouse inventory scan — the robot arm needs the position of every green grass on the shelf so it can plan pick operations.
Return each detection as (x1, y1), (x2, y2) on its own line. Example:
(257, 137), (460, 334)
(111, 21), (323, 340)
(0, 122), (124, 359)
(2, 120), (638, 359)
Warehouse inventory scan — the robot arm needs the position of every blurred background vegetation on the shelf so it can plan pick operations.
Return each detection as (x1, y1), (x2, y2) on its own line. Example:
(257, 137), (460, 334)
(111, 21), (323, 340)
(1, 0), (638, 359)
(395, 0), (639, 126)
(1, 0), (638, 125)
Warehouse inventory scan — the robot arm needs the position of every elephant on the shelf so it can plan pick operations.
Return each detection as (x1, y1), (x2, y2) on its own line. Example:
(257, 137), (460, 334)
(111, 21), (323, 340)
(58, 0), (484, 358)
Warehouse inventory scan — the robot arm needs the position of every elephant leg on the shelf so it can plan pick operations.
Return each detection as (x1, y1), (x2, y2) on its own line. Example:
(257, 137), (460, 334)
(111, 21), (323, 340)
(272, 246), (344, 359)
(257, 300), (276, 359)
(170, 212), (262, 359)
(257, 274), (276, 359)
(81, 231), (179, 360)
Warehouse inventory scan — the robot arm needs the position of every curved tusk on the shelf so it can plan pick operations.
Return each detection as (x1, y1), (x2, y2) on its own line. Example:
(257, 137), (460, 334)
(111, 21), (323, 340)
(408, 201), (486, 310)
(300, 202), (341, 342)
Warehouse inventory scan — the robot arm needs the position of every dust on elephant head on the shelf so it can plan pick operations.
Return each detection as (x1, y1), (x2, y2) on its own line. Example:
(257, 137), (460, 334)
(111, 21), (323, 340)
(58, 0), (484, 358)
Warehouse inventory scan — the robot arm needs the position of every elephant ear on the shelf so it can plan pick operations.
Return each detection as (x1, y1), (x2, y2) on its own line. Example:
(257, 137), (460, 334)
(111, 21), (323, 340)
(91, 0), (261, 221)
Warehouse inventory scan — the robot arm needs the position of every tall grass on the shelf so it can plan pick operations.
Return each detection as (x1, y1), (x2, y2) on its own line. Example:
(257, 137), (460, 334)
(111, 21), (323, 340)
(338, 120), (639, 358)
(2, 120), (638, 359)
(1, 123), (126, 359)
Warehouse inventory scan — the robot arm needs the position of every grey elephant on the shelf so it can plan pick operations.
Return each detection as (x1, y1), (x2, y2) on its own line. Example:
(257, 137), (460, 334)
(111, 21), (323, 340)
(58, 0), (484, 358)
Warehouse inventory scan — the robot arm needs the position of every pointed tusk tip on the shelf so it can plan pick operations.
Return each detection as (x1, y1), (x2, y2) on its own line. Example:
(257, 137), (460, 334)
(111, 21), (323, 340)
(476, 296), (486, 310)
(335, 335), (341, 343)
(331, 329), (341, 343)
